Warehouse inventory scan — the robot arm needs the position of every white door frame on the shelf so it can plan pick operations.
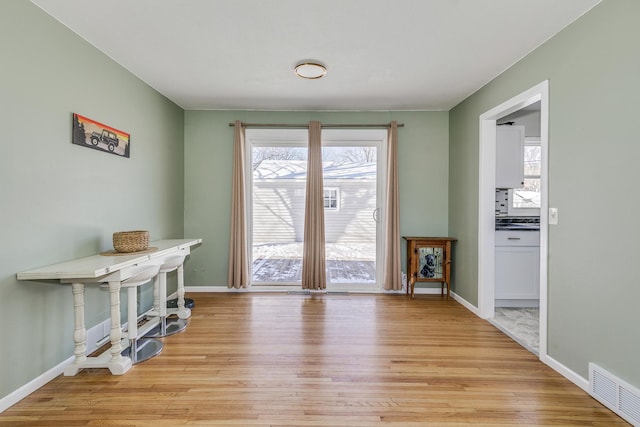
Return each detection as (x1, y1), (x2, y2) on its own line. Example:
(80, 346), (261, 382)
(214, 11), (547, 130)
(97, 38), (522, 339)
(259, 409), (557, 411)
(477, 80), (549, 359)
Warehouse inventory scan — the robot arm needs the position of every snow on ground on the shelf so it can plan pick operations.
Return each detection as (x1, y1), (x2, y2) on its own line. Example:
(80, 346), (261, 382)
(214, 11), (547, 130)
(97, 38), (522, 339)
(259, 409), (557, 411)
(252, 242), (375, 261)
(252, 242), (376, 283)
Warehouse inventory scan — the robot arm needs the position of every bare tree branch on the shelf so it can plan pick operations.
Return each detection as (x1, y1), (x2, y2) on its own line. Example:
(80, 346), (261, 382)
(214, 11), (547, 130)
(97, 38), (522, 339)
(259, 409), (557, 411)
(252, 147), (305, 170)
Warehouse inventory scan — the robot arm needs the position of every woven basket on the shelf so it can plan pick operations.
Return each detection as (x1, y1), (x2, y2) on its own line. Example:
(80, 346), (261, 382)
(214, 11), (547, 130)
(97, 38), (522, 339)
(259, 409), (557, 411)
(113, 230), (149, 253)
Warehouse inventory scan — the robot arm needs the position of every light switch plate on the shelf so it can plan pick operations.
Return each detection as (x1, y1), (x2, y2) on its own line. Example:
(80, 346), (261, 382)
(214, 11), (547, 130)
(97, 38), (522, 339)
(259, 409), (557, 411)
(549, 207), (558, 225)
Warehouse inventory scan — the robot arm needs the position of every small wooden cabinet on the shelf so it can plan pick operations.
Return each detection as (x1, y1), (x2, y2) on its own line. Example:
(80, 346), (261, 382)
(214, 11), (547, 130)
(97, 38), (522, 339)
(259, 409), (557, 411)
(403, 237), (456, 299)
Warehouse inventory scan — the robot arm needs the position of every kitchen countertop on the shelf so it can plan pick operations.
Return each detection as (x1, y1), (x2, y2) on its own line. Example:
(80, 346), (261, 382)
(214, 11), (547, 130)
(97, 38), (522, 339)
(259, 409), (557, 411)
(495, 216), (540, 231)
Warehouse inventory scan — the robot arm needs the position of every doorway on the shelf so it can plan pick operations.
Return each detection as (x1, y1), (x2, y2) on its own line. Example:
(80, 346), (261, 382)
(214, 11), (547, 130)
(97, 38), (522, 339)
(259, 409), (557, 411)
(492, 104), (542, 354)
(477, 81), (549, 360)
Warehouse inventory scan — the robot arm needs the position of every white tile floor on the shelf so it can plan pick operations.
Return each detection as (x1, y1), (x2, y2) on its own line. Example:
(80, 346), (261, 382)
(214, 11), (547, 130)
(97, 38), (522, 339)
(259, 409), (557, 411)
(491, 307), (539, 355)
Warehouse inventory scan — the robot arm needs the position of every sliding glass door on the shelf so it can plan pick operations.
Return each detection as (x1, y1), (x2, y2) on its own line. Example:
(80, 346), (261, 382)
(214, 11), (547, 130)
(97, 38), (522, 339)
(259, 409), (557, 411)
(248, 128), (386, 291)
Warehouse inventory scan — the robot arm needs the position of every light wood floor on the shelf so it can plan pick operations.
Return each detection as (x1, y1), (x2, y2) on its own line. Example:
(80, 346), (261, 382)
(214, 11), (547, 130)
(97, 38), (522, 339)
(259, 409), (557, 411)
(0, 293), (628, 426)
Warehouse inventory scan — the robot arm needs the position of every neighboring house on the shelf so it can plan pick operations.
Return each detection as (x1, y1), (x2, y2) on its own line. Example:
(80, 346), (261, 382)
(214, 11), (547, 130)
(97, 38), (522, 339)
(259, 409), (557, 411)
(253, 160), (376, 245)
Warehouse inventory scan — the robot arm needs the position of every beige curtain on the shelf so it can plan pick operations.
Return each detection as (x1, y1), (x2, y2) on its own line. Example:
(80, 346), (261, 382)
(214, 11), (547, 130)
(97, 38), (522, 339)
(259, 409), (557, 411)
(301, 121), (326, 290)
(384, 121), (402, 290)
(228, 120), (250, 289)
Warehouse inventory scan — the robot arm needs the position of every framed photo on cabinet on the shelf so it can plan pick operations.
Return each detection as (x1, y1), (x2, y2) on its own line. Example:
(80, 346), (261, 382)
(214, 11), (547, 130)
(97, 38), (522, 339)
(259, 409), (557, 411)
(403, 237), (456, 299)
(417, 246), (444, 280)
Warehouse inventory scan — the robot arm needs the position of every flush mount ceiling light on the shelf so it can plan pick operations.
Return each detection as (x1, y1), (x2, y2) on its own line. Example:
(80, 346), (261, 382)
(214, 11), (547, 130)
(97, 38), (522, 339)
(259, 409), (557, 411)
(294, 62), (327, 79)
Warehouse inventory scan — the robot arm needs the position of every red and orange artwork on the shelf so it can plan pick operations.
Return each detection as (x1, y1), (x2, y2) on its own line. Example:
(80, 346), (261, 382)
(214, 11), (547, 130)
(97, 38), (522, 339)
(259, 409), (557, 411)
(72, 113), (130, 158)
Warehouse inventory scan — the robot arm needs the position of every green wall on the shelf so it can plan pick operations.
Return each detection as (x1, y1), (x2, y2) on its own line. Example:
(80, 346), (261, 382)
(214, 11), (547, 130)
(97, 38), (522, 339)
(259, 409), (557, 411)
(449, 0), (640, 385)
(184, 110), (449, 287)
(0, 2), (184, 399)
(4, 0), (636, 411)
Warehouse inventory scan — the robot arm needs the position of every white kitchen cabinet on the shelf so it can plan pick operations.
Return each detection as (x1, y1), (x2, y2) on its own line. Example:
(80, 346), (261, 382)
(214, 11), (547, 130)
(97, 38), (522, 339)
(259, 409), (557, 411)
(496, 125), (525, 189)
(495, 230), (539, 306)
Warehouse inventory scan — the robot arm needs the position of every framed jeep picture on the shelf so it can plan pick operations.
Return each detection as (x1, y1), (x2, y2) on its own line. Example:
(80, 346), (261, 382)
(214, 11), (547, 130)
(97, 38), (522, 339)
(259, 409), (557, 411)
(72, 113), (130, 158)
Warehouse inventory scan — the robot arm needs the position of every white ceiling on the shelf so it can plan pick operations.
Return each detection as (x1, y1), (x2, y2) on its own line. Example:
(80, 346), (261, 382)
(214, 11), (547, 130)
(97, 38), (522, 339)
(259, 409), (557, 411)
(31, 0), (600, 111)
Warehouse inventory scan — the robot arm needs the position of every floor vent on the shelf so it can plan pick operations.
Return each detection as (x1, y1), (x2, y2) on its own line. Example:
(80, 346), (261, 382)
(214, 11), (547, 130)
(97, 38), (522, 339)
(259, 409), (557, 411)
(326, 291), (350, 295)
(589, 363), (640, 426)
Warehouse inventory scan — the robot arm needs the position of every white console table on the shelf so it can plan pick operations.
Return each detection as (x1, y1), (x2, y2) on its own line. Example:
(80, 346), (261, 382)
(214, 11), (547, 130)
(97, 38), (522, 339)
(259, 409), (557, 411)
(17, 238), (202, 376)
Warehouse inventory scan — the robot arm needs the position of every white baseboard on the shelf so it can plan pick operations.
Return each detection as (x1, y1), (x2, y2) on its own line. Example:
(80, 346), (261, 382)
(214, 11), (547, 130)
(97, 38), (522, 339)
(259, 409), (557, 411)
(0, 317), (113, 413)
(495, 299), (540, 308)
(542, 354), (589, 392)
(451, 290), (589, 394)
(413, 287), (450, 295)
(0, 354), (74, 413)
(451, 291), (481, 316)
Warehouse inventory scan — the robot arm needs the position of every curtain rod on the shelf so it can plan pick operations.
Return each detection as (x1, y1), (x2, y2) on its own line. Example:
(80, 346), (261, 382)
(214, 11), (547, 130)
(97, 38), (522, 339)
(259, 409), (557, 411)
(228, 122), (404, 129)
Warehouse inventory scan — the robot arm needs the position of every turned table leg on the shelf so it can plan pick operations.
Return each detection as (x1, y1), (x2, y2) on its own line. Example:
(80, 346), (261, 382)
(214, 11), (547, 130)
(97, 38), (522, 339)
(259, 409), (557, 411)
(64, 282), (87, 376)
(107, 280), (132, 375)
(176, 263), (191, 319)
(157, 268), (167, 335)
